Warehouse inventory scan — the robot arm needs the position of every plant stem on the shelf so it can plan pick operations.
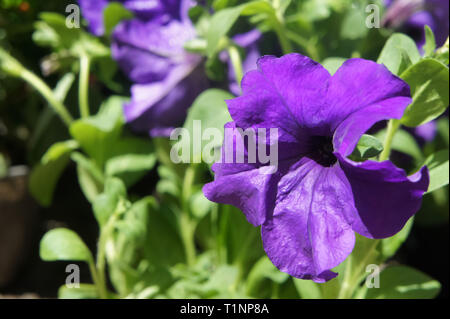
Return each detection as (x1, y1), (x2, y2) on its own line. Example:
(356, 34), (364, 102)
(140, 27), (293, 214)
(273, 22), (293, 54)
(180, 165), (197, 266)
(379, 119), (401, 161)
(22, 69), (74, 126)
(271, 0), (293, 54)
(94, 204), (125, 299)
(0, 48), (74, 126)
(285, 30), (321, 61)
(180, 212), (196, 267)
(87, 257), (106, 299)
(337, 239), (380, 299)
(96, 231), (109, 299)
(227, 45), (244, 86)
(79, 54), (91, 118)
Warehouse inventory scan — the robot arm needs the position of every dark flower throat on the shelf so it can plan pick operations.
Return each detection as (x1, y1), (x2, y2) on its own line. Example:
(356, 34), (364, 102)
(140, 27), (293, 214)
(308, 136), (337, 167)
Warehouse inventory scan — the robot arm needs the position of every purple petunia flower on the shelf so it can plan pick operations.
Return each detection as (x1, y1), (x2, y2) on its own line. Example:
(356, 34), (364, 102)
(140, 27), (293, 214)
(203, 54), (429, 282)
(383, 0), (449, 49)
(78, 0), (186, 36)
(111, 13), (208, 136)
(79, 0), (209, 136)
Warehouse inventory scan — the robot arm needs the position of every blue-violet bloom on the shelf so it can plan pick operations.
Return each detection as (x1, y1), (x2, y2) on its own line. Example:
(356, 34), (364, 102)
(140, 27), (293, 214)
(78, 0), (187, 36)
(203, 54), (429, 282)
(384, 0), (449, 49)
(79, 0), (209, 136)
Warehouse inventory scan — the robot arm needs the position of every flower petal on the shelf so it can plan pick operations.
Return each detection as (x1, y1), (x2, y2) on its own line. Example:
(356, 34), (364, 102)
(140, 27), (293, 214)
(124, 62), (207, 136)
(78, 0), (109, 36)
(227, 54), (331, 144)
(327, 58), (412, 156)
(262, 158), (355, 282)
(336, 154), (429, 239)
(203, 123), (286, 226)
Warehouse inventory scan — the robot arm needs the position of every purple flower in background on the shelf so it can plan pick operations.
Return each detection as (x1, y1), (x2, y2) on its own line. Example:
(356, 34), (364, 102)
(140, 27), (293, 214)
(203, 54), (429, 282)
(112, 15), (207, 136)
(79, 0), (208, 136)
(413, 121), (438, 144)
(221, 30), (262, 96)
(384, 0), (449, 49)
(78, 0), (186, 36)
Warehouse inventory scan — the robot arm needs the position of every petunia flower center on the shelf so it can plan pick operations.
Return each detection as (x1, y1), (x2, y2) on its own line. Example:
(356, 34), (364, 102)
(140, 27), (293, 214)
(307, 136), (337, 167)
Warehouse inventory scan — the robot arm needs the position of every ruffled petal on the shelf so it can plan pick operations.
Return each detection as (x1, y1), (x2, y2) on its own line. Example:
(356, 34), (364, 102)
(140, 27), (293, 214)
(326, 58), (411, 127)
(112, 19), (196, 83)
(332, 96), (411, 157)
(124, 62), (207, 136)
(227, 54), (331, 143)
(336, 154), (429, 239)
(326, 58), (412, 156)
(203, 123), (287, 226)
(261, 158), (355, 282)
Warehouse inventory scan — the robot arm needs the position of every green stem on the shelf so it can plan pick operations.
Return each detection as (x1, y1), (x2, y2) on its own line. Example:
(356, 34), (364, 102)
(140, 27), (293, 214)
(21, 70), (74, 126)
(0, 48), (73, 126)
(94, 203), (125, 299)
(180, 165), (197, 266)
(180, 212), (196, 267)
(337, 240), (380, 299)
(96, 230), (108, 299)
(79, 54), (91, 118)
(285, 30), (321, 61)
(273, 22), (293, 54)
(87, 257), (105, 299)
(227, 46), (244, 86)
(271, 0), (293, 54)
(379, 119), (401, 161)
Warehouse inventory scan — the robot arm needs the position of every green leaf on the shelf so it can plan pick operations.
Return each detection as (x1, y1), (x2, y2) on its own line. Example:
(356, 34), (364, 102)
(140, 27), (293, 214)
(33, 13), (109, 59)
(423, 25), (436, 57)
(246, 256), (289, 296)
(105, 138), (156, 188)
(144, 204), (185, 267)
(321, 57), (346, 75)
(340, 9), (368, 40)
(93, 177), (127, 227)
(380, 218), (414, 261)
(58, 284), (99, 299)
(377, 33), (421, 75)
(437, 118), (449, 147)
(179, 89), (233, 163)
(350, 134), (384, 161)
(293, 278), (322, 299)
(41, 140), (79, 164)
(29, 140), (78, 207)
(206, 1), (273, 57)
(206, 5), (243, 57)
(190, 191), (214, 220)
(435, 38), (449, 65)
(70, 96), (126, 167)
(366, 266), (441, 299)
(103, 2), (133, 36)
(400, 58), (449, 127)
(375, 128), (424, 163)
(40, 228), (92, 262)
(71, 152), (104, 203)
(424, 150), (449, 193)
